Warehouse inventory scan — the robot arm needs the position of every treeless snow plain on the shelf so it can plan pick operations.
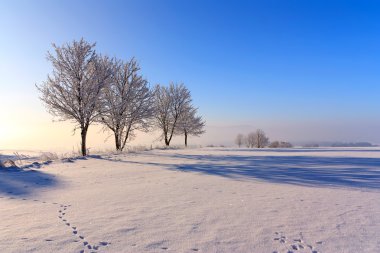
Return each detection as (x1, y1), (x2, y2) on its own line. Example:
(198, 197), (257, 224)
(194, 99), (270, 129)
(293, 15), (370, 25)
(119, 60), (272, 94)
(0, 147), (379, 253)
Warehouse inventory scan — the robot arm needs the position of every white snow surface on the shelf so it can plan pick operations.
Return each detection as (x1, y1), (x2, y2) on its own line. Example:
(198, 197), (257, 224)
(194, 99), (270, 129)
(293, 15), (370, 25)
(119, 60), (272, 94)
(1, 147), (379, 253)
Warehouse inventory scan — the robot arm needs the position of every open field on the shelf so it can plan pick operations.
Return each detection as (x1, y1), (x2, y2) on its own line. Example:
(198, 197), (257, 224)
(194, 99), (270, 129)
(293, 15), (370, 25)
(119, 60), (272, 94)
(1, 147), (379, 253)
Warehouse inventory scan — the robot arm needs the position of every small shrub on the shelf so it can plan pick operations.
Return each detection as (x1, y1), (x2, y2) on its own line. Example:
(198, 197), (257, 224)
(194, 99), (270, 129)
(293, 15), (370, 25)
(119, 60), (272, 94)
(126, 145), (150, 153)
(39, 152), (59, 162)
(0, 159), (18, 168)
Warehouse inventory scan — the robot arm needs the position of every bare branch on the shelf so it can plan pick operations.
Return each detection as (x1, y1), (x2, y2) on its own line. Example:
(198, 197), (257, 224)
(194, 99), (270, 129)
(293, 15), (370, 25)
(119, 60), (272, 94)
(37, 39), (112, 156)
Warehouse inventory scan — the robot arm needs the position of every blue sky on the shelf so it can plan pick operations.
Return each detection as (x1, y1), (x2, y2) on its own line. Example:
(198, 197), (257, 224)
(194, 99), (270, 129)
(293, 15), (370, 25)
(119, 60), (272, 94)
(1, 0), (380, 149)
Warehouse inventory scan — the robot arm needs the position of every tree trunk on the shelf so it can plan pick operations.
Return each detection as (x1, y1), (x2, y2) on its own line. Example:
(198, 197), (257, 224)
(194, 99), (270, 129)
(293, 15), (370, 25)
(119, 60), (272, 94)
(184, 131), (188, 147)
(120, 124), (132, 151)
(114, 132), (121, 151)
(164, 130), (170, 146)
(166, 121), (177, 147)
(80, 126), (88, 156)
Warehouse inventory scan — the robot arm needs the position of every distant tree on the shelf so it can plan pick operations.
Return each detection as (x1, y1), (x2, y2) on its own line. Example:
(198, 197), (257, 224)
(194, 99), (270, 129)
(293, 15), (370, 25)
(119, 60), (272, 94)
(153, 83), (192, 146)
(280, 141), (293, 148)
(235, 133), (244, 147)
(37, 39), (112, 156)
(253, 129), (269, 148)
(245, 132), (256, 148)
(269, 141), (280, 148)
(99, 58), (154, 151)
(246, 129), (269, 148)
(176, 105), (206, 147)
(269, 141), (293, 148)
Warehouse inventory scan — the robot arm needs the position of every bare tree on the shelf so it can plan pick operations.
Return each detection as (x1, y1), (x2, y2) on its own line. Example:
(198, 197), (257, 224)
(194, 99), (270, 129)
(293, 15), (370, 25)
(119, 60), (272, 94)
(245, 129), (269, 148)
(245, 132), (256, 148)
(253, 129), (269, 148)
(176, 105), (205, 147)
(153, 83), (192, 146)
(100, 58), (154, 151)
(235, 133), (244, 147)
(37, 39), (112, 156)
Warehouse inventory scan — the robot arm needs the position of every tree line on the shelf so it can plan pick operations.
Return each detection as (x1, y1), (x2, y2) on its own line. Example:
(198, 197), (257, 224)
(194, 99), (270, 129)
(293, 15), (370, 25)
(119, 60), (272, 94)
(235, 129), (292, 148)
(37, 39), (205, 156)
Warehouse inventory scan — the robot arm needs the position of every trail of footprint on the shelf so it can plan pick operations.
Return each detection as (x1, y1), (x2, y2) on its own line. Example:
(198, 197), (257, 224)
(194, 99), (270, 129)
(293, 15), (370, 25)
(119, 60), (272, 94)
(272, 231), (322, 253)
(3, 193), (111, 252)
(57, 203), (112, 252)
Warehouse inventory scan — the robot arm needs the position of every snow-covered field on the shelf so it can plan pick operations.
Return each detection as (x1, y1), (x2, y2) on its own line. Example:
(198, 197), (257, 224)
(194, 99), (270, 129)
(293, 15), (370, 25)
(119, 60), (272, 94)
(1, 147), (379, 253)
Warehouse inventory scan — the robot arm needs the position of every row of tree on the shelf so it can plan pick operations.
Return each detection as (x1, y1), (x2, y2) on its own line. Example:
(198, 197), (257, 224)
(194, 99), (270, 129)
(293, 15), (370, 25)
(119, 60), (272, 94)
(235, 129), (269, 148)
(37, 39), (205, 156)
(235, 130), (292, 148)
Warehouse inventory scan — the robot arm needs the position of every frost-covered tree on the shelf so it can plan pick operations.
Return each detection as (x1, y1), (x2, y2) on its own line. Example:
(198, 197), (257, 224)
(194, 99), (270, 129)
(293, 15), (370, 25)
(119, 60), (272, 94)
(153, 83), (192, 146)
(253, 129), (269, 148)
(37, 39), (112, 156)
(176, 105), (205, 147)
(100, 58), (154, 151)
(245, 129), (269, 148)
(235, 133), (244, 147)
(245, 132), (256, 148)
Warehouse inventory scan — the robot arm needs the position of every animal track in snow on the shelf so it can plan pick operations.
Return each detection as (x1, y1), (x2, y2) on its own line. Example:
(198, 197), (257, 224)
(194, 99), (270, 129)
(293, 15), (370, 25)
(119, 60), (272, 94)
(273, 231), (322, 253)
(1, 194), (111, 252)
(55, 201), (112, 252)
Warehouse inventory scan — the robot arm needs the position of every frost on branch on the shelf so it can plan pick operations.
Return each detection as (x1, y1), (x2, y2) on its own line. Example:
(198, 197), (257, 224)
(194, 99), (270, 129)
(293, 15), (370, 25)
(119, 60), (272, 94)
(153, 83), (192, 146)
(99, 58), (154, 151)
(37, 38), (112, 156)
(176, 105), (205, 147)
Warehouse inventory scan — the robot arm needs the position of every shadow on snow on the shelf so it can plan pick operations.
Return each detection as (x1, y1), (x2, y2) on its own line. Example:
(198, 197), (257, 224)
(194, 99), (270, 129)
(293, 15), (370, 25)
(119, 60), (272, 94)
(0, 168), (59, 197)
(206, 148), (380, 153)
(82, 151), (380, 190)
(168, 154), (380, 190)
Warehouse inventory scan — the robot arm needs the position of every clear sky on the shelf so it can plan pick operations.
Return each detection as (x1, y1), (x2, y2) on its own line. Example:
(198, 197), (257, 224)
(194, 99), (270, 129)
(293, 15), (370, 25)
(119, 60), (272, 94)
(1, 0), (379, 150)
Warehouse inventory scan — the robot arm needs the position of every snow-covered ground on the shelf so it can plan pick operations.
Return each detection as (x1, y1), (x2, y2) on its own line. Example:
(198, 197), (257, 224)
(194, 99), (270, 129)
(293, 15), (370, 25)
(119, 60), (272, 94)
(0, 147), (379, 253)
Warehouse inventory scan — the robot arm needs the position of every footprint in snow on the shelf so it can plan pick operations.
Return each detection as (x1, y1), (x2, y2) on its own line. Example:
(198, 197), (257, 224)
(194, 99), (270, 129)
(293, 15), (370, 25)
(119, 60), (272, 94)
(291, 244), (299, 250)
(4, 196), (111, 252)
(273, 231), (322, 253)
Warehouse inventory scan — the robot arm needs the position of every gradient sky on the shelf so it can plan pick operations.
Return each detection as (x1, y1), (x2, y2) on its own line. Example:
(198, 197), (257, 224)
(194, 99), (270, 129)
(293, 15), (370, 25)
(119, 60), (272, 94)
(1, 0), (380, 151)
